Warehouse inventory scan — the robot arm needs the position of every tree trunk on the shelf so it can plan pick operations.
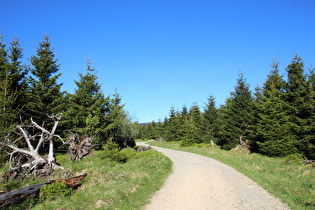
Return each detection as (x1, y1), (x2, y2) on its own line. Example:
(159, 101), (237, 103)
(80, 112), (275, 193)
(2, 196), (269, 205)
(0, 173), (87, 208)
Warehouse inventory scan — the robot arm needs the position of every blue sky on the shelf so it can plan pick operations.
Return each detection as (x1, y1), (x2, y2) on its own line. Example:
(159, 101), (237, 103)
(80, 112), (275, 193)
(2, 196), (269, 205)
(2, 0), (315, 122)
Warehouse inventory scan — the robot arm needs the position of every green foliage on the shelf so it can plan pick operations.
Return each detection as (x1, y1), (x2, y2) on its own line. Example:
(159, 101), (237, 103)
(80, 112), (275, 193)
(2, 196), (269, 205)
(0, 35), (28, 137)
(201, 94), (219, 143)
(27, 35), (63, 123)
(99, 141), (120, 160)
(114, 148), (136, 163)
(217, 73), (254, 150)
(40, 181), (72, 201)
(104, 91), (137, 149)
(7, 197), (38, 210)
(99, 142), (136, 163)
(63, 58), (109, 142)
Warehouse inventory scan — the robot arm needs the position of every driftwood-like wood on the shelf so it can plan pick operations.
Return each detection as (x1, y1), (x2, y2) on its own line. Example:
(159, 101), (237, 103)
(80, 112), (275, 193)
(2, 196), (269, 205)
(0, 173), (87, 208)
(0, 114), (63, 173)
(136, 145), (151, 152)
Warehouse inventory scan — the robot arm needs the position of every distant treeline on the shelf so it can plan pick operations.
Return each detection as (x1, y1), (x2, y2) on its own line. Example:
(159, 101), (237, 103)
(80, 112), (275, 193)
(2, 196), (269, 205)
(139, 55), (315, 158)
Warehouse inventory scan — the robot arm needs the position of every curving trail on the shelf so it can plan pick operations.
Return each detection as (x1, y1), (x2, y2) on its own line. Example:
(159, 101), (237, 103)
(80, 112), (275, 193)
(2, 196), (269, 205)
(138, 142), (289, 210)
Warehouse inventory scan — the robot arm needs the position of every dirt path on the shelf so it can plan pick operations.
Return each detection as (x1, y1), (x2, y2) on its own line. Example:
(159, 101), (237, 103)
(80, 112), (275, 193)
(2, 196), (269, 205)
(138, 142), (289, 210)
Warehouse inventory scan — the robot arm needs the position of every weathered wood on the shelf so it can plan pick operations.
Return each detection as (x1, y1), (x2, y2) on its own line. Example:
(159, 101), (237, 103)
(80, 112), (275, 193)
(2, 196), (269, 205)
(1, 114), (63, 172)
(66, 133), (93, 161)
(136, 145), (151, 152)
(0, 173), (87, 208)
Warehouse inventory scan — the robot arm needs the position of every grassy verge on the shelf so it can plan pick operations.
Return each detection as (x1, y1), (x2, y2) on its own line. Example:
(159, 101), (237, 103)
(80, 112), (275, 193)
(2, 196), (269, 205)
(0, 149), (172, 209)
(148, 141), (315, 210)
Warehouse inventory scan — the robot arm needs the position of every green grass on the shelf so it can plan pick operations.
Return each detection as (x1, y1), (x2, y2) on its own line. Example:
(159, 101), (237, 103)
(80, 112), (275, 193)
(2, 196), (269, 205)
(0, 149), (172, 209)
(147, 141), (315, 210)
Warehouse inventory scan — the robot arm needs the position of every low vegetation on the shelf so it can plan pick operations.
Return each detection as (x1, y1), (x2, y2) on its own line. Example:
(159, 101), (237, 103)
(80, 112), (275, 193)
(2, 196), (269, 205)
(0, 148), (172, 209)
(148, 140), (315, 210)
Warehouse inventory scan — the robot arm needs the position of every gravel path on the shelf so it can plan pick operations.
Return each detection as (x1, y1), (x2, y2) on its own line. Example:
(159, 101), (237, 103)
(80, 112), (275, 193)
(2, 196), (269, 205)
(138, 142), (290, 210)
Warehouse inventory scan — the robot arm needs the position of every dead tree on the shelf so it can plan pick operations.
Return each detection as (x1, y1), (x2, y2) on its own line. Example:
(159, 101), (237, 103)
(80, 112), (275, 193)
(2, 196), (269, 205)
(136, 145), (151, 152)
(239, 136), (250, 148)
(66, 133), (93, 161)
(0, 114), (63, 177)
(0, 173), (87, 208)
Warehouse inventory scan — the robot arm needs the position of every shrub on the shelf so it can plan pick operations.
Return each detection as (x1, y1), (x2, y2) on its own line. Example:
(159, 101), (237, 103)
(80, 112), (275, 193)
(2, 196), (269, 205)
(99, 142), (120, 160)
(113, 148), (136, 163)
(40, 181), (72, 201)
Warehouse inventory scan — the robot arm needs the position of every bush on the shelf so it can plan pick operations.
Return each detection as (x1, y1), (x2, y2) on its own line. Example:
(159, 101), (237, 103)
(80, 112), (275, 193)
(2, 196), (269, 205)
(99, 142), (120, 160)
(40, 181), (72, 201)
(180, 139), (195, 147)
(99, 142), (136, 163)
(112, 148), (136, 163)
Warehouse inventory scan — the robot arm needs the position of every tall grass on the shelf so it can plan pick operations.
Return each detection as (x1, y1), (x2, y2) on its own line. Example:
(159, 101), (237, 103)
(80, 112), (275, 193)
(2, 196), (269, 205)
(148, 141), (315, 210)
(0, 149), (172, 209)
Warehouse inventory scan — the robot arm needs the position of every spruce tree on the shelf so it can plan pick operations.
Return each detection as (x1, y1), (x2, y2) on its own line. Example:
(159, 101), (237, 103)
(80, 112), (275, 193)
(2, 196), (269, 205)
(180, 104), (202, 146)
(306, 67), (315, 158)
(0, 34), (12, 133)
(285, 55), (313, 156)
(255, 60), (294, 156)
(202, 95), (219, 144)
(217, 73), (254, 150)
(163, 107), (180, 141)
(64, 58), (110, 148)
(8, 37), (28, 118)
(104, 91), (136, 148)
(28, 35), (63, 122)
(0, 35), (28, 134)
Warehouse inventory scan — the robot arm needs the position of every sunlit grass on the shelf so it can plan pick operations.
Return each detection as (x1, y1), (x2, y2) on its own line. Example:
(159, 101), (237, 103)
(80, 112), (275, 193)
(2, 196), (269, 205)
(0, 149), (172, 209)
(148, 141), (315, 210)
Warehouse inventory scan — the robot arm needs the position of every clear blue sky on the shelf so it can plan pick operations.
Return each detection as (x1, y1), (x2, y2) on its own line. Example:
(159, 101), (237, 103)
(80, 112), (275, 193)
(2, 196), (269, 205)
(2, 0), (315, 122)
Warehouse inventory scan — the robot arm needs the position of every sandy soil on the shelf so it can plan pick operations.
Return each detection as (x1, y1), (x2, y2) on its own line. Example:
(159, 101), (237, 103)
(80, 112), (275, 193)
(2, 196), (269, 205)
(138, 142), (290, 210)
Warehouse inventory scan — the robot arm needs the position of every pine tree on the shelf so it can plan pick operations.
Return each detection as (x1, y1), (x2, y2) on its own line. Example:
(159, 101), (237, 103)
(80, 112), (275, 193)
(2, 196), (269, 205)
(28, 35), (63, 122)
(217, 73), (254, 150)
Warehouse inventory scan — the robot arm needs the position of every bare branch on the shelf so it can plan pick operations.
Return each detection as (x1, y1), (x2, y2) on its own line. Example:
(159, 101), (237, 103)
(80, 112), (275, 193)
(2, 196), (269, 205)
(16, 125), (34, 152)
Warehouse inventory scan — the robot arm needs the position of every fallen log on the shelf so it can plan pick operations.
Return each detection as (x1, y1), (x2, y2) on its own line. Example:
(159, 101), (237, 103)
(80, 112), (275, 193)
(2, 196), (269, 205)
(0, 172), (87, 208)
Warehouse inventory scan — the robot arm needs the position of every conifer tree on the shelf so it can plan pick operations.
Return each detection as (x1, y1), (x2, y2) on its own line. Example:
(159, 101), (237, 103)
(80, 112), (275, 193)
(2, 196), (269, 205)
(104, 91), (136, 148)
(285, 55), (313, 156)
(255, 60), (294, 156)
(217, 73), (254, 150)
(64, 58), (109, 145)
(202, 95), (219, 143)
(0, 34), (12, 134)
(0, 35), (28, 135)
(180, 104), (202, 146)
(175, 105), (189, 142)
(163, 107), (180, 141)
(306, 67), (315, 158)
(28, 35), (63, 122)
(8, 37), (28, 117)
